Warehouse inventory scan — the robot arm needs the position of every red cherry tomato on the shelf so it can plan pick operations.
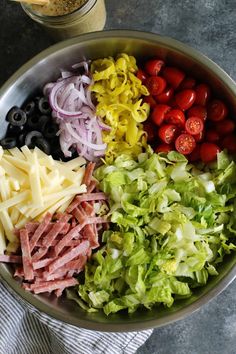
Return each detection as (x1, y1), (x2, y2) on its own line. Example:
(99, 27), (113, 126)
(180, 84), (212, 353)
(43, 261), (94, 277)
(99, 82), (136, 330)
(208, 100), (228, 121)
(200, 143), (220, 163)
(143, 122), (157, 142)
(162, 67), (185, 89)
(137, 69), (147, 82)
(145, 76), (167, 96)
(144, 95), (157, 109)
(155, 143), (173, 153)
(151, 104), (171, 126)
(194, 131), (205, 142)
(175, 133), (196, 155)
(187, 105), (207, 121)
(188, 145), (201, 162)
(179, 77), (196, 90)
(175, 89), (196, 111)
(155, 87), (174, 104)
(215, 119), (235, 135)
(165, 109), (186, 127)
(145, 59), (165, 76)
(221, 135), (236, 153)
(195, 84), (211, 106)
(205, 130), (220, 143)
(185, 117), (204, 136)
(158, 124), (179, 144)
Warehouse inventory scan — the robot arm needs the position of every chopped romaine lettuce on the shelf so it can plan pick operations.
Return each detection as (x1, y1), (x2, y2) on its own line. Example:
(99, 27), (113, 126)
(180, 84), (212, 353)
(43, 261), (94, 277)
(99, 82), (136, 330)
(69, 151), (236, 315)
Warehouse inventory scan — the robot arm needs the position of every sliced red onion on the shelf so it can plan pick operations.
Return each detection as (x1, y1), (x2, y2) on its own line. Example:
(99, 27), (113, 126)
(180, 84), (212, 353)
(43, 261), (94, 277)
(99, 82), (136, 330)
(44, 61), (109, 162)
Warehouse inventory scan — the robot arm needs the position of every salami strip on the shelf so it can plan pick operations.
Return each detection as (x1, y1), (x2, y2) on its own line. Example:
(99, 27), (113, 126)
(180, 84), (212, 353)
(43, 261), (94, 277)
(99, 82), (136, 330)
(33, 257), (54, 270)
(32, 277), (78, 294)
(20, 229), (34, 281)
(0, 255), (22, 263)
(67, 192), (107, 212)
(41, 214), (71, 248)
(29, 213), (52, 252)
(48, 241), (89, 274)
(82, 162), (96, 186)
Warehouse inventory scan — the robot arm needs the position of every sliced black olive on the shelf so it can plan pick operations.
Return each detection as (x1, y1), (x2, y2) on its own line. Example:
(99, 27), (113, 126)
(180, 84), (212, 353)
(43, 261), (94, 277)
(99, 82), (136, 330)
(35, 137), (51, 155)
(0, 137), (17, 149)
(18, 133), (26, 147)
(27, 115), (50, 131)
(43, 123), (59, 139)
(6, 107), (27, 126)
(25, 131), (43, 148)
(6, 124), (25, 136)
(23, 101), (36, 117)
(38, 97), (51, 115)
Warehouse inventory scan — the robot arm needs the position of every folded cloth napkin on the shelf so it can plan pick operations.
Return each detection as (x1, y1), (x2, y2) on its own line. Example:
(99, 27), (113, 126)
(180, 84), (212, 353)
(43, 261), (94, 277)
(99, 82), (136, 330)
(0, 280), (152, 354)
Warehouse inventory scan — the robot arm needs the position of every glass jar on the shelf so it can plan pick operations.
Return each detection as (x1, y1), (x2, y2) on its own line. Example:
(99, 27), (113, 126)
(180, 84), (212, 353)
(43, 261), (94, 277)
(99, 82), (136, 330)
(21, 0), (106, 40)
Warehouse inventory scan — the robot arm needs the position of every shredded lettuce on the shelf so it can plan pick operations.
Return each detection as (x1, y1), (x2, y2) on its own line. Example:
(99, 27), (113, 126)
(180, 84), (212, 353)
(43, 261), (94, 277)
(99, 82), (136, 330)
(70, 151), (236, 315)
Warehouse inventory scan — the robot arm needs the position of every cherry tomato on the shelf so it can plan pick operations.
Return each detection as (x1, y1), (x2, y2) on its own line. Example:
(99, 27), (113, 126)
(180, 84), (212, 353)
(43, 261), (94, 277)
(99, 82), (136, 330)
(155, 143), (173, 153)
(221, 135), (236, 153)
(151, 104), (171, 126)
(179, 77), (196, 90)
(175, 133), (196, 155)
(144, 95), (157, 109)
(165, 109), (186, 127)
(194, 131), (205, 142)
(195, 84), (211, 106)
(137, 69), (147, 82)
(155, 87), (174, 104)
(143, 122), (157, 142)
(200, 142), (220, 163)
(205, 130), (220, 143)
(185, 117), (204, 136)
(145, 76), (167, 96)
(187, 105), (207, 121)
(162, 67), (185, 89)
(208, 100), (228, 121)
(188, 144), (201, 162)
(215, 119), (235, 135)
(175, 89), (196, 111)
(145, 59), (165, 76)
(158, 124), (179, 144)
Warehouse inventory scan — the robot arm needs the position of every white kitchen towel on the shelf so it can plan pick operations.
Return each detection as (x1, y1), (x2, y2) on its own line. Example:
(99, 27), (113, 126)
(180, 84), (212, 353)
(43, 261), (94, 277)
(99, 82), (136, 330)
(0, 281), (152, 354)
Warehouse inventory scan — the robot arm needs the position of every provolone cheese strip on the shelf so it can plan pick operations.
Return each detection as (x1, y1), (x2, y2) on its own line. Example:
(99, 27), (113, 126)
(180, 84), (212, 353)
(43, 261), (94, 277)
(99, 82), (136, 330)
(9, 178), (20, 191)
(26, 150), (44, 207)
(8, 147), (25, 160)
(10, 207), (20, 225)
(0, 176), (10, 201)
(21, 145), (32, 160)
(6, 241), (19, 253)
(0, 147), (3, 161)
(0, 221), (6, 254)
(15, 215), (30, 229)
(0, 210), (18, 243)
(39, 166), (51, 186)
(4, 155), (31, 173)
(57, 196), (74, 213)
(36, 195), (73, 221)
(43, 184), (86, 203)
(0, 190), (30, 212)
(1, 158), (27, 183)
(0, 166), (5, 177)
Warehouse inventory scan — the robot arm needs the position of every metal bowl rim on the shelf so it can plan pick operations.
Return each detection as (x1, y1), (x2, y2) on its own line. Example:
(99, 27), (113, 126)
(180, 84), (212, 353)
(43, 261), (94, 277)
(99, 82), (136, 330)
(0, 29), (236, 332)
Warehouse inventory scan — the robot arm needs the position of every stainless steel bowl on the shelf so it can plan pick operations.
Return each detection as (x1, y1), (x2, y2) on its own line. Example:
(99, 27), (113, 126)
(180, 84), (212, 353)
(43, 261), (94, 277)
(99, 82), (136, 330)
(0, 30), (236, 332)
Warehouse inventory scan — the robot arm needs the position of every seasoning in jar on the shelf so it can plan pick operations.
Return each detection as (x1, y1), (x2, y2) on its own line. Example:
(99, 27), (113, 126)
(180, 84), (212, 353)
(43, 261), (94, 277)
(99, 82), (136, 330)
(21, 0), (107, 40)
(31, 0), (88, 16)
